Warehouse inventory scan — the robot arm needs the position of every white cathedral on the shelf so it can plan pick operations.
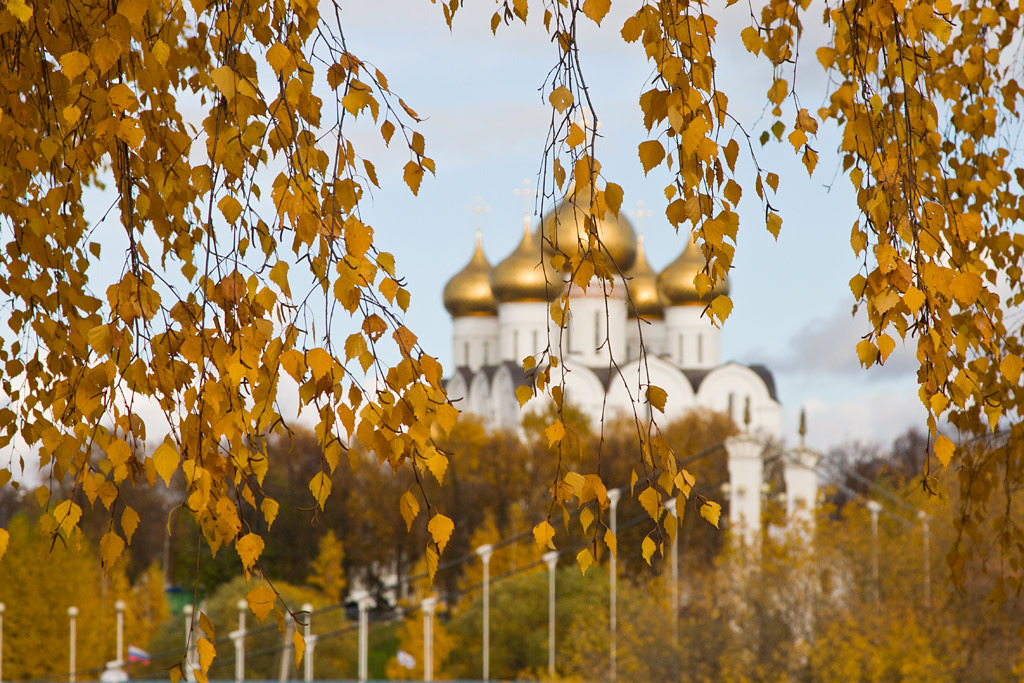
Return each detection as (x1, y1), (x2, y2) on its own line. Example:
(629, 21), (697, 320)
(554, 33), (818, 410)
(441, 184), (782, 440)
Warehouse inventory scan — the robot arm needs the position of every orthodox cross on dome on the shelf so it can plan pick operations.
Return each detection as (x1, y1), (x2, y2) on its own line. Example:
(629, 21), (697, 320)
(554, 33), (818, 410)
(467, 195), (490, 240)
(514, 178), (537, 217)
(628, 200), (654, 237)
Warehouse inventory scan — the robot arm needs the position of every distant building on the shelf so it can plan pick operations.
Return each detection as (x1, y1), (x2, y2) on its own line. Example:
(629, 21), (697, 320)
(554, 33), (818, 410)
(442, 184), (781, 439)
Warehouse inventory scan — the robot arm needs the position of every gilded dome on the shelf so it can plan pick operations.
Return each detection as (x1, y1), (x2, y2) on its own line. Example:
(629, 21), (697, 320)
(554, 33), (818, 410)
(540, 184), (638, 273)
(658, 236), (730, 306)
(443, 232), (497, 317)
(625, 234), (664, 319)
(491, 217), (563, 303)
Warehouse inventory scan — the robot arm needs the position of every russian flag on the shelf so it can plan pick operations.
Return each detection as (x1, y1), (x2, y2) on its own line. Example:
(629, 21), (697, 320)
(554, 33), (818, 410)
(127, 646), (151, 665)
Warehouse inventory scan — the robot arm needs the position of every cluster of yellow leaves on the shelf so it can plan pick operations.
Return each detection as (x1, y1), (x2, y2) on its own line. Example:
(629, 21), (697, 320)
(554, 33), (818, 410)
(0, 0), (457, 639)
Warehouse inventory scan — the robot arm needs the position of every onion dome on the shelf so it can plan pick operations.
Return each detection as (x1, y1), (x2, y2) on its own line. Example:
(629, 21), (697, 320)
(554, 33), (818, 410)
(540, 184), (638, 273)
(658, 236), (730, 306)
(443, 231), (497, 317)
(491, 217), (562, 302)
(625, 234), (664, 319)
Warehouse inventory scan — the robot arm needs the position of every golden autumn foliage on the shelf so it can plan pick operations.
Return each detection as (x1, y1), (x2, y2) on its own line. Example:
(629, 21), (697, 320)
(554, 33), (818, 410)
(1, 0), (1024, 671)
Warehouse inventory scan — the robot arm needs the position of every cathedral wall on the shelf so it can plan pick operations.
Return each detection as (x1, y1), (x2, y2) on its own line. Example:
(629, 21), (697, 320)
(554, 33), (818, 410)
(664, 305), (720, 369)
(453, 316), (500, 371)
(497, 302), (549, 362)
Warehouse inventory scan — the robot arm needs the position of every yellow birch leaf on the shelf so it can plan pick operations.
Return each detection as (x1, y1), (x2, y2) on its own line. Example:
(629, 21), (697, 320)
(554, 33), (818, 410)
(877, 333), (896, 363)
(59, 51), (90, 80)
(638, 487), (660, 521)
(425, 450), (448, 484)
(700, 500), (722, 528)
(566, 123), (585, 147)
(581, 0), (609, 25)
(436, 403), (458, 436)
(266, 42), (290, 76)
(533, 520), (555, 549)
(0, 528), (8, 561)
(904, 286), (925, 312)
(428, 513), (454, 554)
(580, 506), (594, 532)
(516, 384), (533, 407)
(950, 272), (982, 306)
(856, 339), (878, 367)
(545, 419), (565, 447)
(292, 629), (305, 667)
(577, 547), (594, 575)
(309, 472), (331, 509)
(549, 86), (573, 113)
(605, 182), (623, 215)
(767, 212), (782, 238)
(247, 585), (276, 622)
(121, 505), (140, 544)
(5, 0), (31, 22)
(218, 196), (243, 224)
(306, 347), (332, 381)
(934, 434), (955, 468)
(400, 491), (420, 531)
(740, 26), (762, 54)
(710, 295), (733, 322)
(641, 536), (656, 565)
(604, 528), (616, 557)
(197, 637), (215, 673)
(153, 442), (179, 486)
(100, 531), (125, 568)
(646, 385), (668, 413)
(1000, 354), (1022, 383)
(236, 532), (264, 571)
(403, 161), (424, 195)
(54, 500), (82, 536)
(638, 140), (665, 175)
(210, 66), (236, 99)
(261, 498), (279, 529)
(62, 105), (82, 126)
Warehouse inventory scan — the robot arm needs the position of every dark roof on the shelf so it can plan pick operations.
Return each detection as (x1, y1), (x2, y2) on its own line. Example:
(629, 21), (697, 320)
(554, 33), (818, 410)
(682, 368), (710, 393)
(747, 364), (778, 401)
(498, 360), (529, 388)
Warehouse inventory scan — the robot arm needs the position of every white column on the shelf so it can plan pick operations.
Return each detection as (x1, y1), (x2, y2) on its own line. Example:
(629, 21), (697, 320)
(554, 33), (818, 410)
(665, 497), (679, 644)
(542, 551), (559, 682)
(354, 593), (374, 682)
(783, 446), (822, 532)
(115, 599), (126, 665)
(234, 599), (247, 683)
(278, 613), (293, 682)
(1, 602), (5, 683)
(183, 605), (195, 682)
(421, 597), (438, 682)
(920, 511), (931, 610)
(867, 501), (882, 603)
(725, 434), (764, 546)
(607, 488), (621, 683)
(301, 603), (314, 683)
(68, 606), (79, 683)
(475, 544), (494, 681)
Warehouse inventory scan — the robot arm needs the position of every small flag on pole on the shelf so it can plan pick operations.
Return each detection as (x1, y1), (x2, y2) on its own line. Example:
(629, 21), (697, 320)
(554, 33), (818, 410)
(127, 646), (151, 665)
(396, 650), (416, 669)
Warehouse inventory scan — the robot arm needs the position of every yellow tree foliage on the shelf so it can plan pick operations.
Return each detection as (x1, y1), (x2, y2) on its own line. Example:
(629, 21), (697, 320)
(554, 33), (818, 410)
(308, 529), (346, 603)
(1, 0), (1023, 609)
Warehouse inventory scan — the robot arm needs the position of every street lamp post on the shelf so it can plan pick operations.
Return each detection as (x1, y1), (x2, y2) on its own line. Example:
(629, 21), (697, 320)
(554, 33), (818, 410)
(233, 599), (247, 683)
(301, 603), (314, 683)
(665, 497), (679, 644)
(353, 593), (374, 682)
(421, 597), (438, 682)
(475, 544), (494, 682)
(543, 551), (559, 682)
(867, 501), (882, 604)
(68, 606), (79, 683)
(183, 604), (194, 681)
(607, 488), (621, 683)
(115, 600), (126, 666)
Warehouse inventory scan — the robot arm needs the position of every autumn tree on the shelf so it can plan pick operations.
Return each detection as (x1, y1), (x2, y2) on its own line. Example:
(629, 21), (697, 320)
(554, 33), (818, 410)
(3, 0), (1024, 676)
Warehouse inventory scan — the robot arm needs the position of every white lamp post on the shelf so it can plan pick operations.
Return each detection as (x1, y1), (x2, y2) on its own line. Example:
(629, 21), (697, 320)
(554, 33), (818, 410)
(301, 603), (314, 683)
(352, 593), (374, 682)
(232, 599), (247, 683)
(115, 599), (126, 666)
(867, 501), (882, 603)
(542, 551), (559, 682)
(183, 604), (194, 682)
(421, 597), (438, 682)
(475, 544), (494, 682)
(665, 497), (679, 644)
(68, 606), (79, 683)
(607, 488), (621, 683)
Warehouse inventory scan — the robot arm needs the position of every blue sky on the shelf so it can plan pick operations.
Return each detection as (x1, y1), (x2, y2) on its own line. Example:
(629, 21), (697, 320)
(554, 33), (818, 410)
(335, 1), (926, 451)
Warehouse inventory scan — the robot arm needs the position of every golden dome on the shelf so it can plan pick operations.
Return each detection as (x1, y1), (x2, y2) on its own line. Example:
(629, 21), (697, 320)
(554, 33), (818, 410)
(491, 217), (562, 303)
(625, 234), (664, 319)
(443, 231), (497, 317)
(658, 235), (730, 306)
(540, 184), (638, 273)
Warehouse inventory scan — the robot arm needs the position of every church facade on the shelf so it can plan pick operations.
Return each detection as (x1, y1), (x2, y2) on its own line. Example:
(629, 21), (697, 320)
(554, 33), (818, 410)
(441, 185), (782, 439)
